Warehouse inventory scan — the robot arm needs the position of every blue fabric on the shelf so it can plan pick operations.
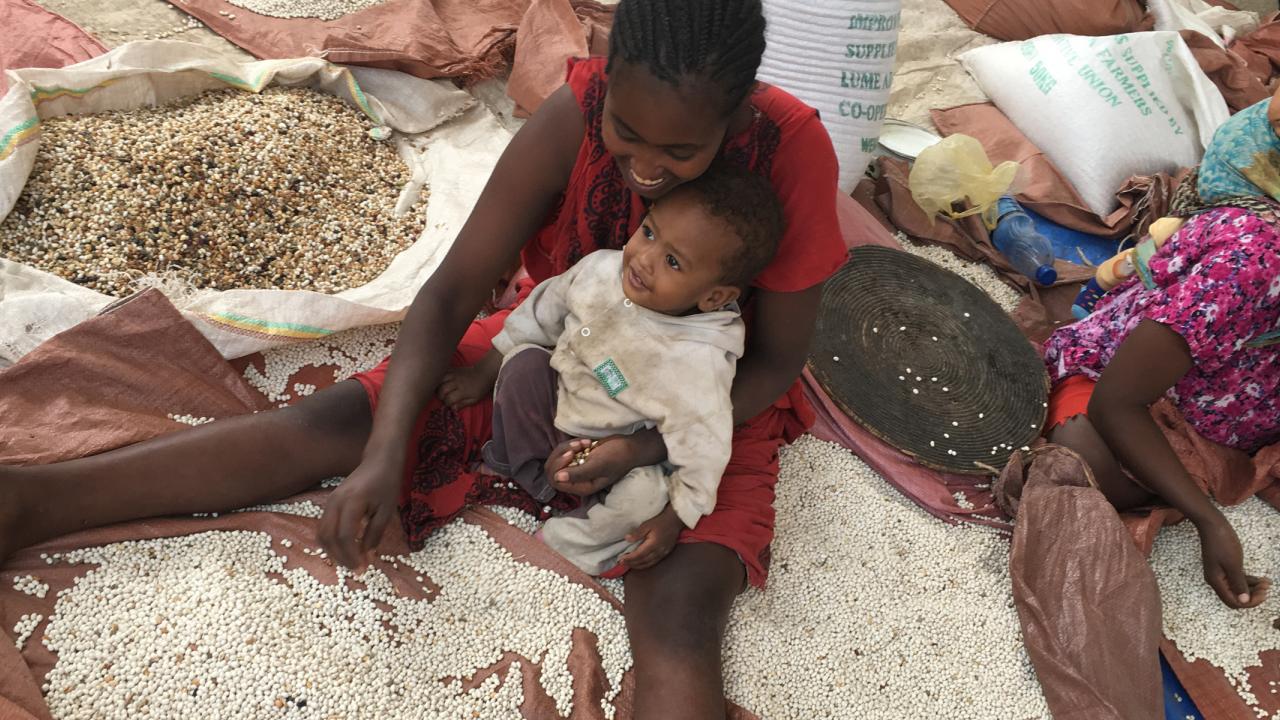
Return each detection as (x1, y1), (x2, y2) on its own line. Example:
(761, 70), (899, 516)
(1023, 207), (1122, 267)
(1162, 653), (1202, 720)
(1197, 99), (1280, 204)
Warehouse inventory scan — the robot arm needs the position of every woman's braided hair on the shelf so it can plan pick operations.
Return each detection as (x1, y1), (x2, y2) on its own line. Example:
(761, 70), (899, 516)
(607, 0), (767, 114)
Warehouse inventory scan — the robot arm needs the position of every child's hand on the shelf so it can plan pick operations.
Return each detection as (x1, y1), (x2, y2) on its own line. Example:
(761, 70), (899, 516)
(546, 436), (632, 496)
(1198, 516), (1270, 609)
(547, 429), (667, 496)
(436, 351), (501, 409)
(618, 504), (684, 570)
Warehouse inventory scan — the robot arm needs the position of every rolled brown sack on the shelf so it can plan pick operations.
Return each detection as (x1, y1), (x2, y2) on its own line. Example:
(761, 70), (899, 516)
(942, 0), (1146, 41)
(997, 446), (1163, 720)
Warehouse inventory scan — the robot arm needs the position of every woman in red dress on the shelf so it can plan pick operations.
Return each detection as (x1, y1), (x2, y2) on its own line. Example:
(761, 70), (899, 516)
(0, 1), (847, 716)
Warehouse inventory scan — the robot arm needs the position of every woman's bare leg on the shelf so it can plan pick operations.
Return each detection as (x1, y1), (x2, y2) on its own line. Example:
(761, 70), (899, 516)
(624, 542), (744, 720)
(0, 379), (372, 563)
(1049, 415), (1156, 510)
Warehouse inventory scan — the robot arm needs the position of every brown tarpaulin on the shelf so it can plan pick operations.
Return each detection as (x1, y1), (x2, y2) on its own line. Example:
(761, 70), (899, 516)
(1233, 12), (1280, 80)
(0, 0), (105, 95)
(1183, 12), (1280, 113)
(995, 402), (1280, 720)
(506, 0), (613, 115)
(940, 0), (1146, 41)
(158, 0), (613, 86)
(1182, 29), (1273, 113)
(0, 290), (757, 720)
(998, 447), (1165, 720)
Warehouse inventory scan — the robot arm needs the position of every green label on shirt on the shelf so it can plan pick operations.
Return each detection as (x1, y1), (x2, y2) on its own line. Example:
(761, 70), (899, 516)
(593, 358), (629, 398)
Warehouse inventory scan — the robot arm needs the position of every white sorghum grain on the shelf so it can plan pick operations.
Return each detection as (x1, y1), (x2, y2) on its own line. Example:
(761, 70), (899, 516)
(597, 577), (626, 604)
(952, 491), (976, 511)
(234, 501), (326, 519)
(1152, 497), (1280, 709)
(167, 413), (215, 427)
(897, 234), (1022, 314)
(41, 522), (628, 719)
(27, 436), (1094, 718)
(488, 506), (542, 535)
(0, 88), (426, 297)
(13, 613), (42, 651)
(12, 574), (50, 599)
(225, 0), (387, 21)
(722, 436), (1049, 719)
(242, 323), (399, 402)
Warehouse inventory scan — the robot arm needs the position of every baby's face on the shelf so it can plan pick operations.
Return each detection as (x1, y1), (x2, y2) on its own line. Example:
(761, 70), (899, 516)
(620, 193), (740, 315)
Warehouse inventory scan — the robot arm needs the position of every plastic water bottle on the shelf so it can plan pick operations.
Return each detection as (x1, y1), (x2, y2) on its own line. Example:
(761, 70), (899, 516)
(990, 196), (1057, 286)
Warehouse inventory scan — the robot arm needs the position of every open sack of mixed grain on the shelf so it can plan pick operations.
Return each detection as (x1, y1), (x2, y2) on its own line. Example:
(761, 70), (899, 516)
(0, 40), (511, 363)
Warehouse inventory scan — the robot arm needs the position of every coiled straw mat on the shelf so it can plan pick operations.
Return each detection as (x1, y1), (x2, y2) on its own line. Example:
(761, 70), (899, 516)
(808, 246), (1048, 475)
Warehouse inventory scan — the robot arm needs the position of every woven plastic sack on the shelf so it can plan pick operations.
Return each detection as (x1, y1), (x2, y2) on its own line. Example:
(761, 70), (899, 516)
(758, 0), (900, 193)
(907, 133), (1019, 224)
(0, 41), (508, 362)
(960, 32), (1229, 218)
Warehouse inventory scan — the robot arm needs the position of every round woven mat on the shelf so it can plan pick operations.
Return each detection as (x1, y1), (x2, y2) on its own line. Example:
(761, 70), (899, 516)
(809, 246), (1048, 475)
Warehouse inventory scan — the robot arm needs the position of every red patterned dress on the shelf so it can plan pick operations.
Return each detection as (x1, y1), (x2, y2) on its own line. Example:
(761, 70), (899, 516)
(353, 57), (846, 587)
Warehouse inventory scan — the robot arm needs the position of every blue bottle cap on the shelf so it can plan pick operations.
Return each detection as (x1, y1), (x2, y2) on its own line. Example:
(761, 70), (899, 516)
(1035, 265), (1058, 286)
(996, 195), (1021, 219)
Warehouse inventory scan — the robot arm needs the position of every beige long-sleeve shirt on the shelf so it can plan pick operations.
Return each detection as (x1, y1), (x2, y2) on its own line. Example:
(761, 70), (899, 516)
(491, 250), (743, 528)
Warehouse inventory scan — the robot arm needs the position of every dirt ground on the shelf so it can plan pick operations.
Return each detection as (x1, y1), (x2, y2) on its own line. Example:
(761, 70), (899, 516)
(1235, 0), (1276, 15)
(36, 0), (249, 57)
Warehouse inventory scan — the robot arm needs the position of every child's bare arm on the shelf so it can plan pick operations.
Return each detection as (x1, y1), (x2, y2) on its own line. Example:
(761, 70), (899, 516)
(1090, 319), (1268, 608)
(437, 349), (503, 410)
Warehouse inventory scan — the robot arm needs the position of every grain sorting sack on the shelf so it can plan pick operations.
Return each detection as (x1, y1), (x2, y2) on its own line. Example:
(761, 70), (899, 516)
(0, 41), (510, 362)
(960, 32), (1229, 218)
(758, 0), (900, 192)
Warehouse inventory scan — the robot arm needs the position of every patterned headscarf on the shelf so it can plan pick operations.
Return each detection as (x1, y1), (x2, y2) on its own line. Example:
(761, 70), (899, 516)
(1181, 97), (1280, 213)
(1165, 97), (1280, 347)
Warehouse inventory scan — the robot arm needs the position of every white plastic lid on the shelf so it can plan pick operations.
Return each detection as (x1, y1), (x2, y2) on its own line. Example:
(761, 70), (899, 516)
(878, 119), (943, 160)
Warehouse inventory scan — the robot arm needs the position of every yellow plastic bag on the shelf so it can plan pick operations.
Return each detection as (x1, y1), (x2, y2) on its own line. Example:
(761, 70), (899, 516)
(908, 134), (1019, 226)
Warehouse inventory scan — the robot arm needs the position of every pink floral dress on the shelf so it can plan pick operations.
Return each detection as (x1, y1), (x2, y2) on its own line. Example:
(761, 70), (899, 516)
(1044, 207), (1280, 452)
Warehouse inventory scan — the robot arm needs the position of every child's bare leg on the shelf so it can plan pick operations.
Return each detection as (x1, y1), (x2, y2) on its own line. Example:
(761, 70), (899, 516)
(0, 380), (372, 564)
(1049, 415), (1155, 510)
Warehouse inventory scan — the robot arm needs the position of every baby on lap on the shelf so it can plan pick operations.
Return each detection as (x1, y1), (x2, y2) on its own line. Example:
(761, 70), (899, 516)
(440, 163), (783, 575)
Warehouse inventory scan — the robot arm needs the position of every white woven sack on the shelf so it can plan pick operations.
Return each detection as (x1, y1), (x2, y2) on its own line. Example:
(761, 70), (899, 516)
(759, 0), (900, 192)
(960, 32), (1229, 217)
(0, 41), (503, 362)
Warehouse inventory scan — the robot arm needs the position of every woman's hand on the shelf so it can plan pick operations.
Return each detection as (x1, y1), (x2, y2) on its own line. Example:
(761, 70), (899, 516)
(619, 504), (684, 570)
(317, 454), (402, 570)
(1197, 513), (1270, 609)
